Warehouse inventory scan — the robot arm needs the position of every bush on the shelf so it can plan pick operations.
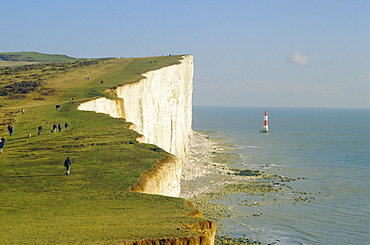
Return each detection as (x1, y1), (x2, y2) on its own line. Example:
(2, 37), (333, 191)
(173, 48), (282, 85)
(1, 80), (44, 94)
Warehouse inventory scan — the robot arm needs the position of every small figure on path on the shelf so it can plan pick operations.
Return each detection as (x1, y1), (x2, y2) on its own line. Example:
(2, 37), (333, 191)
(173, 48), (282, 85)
(52, 124), (57, 133)
(0, 137), (5, 153)
(64, 157), (72, 175)
(7, 125), (14, 135)
(21, 109), (25, 114)
(58, 124), (62, 132)
(38, 125), (43, 135)
(56, 105), (61, 110)
(64, 122), (69, 131)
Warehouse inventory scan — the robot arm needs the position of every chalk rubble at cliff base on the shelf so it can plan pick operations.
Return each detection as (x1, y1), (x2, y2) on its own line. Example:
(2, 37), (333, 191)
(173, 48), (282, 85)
(181, 131), (259, 199)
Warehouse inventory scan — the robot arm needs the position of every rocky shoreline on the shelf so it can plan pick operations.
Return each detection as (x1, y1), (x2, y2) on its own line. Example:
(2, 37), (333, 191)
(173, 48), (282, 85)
(181, 131), (318, 245)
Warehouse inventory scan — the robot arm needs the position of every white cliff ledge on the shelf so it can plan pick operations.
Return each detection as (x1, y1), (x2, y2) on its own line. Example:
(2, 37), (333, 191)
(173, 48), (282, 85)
(77, 55), (194, 197)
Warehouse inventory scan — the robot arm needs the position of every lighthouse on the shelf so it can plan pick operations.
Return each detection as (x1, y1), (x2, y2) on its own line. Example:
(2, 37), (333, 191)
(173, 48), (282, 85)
(260, 111), (269, 133)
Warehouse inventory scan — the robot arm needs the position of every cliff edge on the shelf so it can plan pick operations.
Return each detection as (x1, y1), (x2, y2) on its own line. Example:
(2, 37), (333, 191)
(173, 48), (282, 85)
(0, 55), (216, 244)
(78, 55), (194, 197)
(77, 55), (216, 244)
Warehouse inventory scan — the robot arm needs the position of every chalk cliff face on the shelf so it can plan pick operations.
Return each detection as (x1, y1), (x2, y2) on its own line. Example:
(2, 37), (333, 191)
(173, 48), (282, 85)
(115, 55), (193, 162)
(128, 155), (182, 197)
(78, 55), (193, 197)
(78, 55), (216, 245)
(78, 97), (125, 118)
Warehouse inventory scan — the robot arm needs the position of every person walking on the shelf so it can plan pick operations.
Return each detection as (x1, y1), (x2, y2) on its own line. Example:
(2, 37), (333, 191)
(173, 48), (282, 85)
(64, 157), (72, 175)
(7, 125), (14, 135)
(0, 137), (5, 153)
(38, 125), (43, 135)
(58, 124), (62, 132)
(64, 122), (69, 131)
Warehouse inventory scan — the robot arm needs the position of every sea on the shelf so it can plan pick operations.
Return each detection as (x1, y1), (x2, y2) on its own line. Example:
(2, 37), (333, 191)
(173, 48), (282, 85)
(189, 106), (370, 245)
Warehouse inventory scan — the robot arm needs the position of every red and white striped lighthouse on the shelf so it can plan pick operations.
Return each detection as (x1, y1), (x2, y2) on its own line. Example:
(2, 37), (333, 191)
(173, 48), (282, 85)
(260, 111), (269, 133)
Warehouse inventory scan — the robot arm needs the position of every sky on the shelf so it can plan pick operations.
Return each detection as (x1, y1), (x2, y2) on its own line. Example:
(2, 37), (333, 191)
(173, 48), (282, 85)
(1, 0), (369, 108)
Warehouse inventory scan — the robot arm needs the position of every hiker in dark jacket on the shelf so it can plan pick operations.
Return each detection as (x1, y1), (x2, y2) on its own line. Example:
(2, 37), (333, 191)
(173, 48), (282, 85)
(52, 124), (57, 133)
(64, 157), (72, 175)
(0, 137), (5, 153)
(7, 125), (14, 135)
(38, 125), (43, 135)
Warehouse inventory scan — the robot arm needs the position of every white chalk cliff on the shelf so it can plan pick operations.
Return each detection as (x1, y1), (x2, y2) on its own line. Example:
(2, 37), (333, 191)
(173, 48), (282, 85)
(78, 55), (194, 197)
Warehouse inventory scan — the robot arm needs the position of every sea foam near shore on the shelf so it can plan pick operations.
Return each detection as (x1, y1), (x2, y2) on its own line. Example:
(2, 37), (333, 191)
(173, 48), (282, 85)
(180, 130), (257, 199)
(181, 130), (268, 245)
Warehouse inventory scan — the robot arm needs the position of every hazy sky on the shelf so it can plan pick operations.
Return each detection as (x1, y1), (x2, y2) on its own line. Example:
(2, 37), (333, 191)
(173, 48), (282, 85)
(1, 1), (369, 108)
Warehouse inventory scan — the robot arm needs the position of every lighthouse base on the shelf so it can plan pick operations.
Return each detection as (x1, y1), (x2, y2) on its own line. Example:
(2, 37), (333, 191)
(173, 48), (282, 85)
(260, 129), (269, 133)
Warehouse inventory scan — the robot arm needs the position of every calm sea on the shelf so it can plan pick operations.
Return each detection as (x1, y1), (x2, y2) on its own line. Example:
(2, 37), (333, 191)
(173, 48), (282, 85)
(192, 106), (370, 245)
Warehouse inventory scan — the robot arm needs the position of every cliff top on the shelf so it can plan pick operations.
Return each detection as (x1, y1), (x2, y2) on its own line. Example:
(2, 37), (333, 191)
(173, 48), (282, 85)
(0, 55), (204, 244)
(0, 51), (78, 62)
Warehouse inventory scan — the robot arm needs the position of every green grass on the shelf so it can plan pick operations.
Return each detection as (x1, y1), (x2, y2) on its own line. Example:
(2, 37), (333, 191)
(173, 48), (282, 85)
(0, 51), (77, 62)
(0, 55), (204, 244)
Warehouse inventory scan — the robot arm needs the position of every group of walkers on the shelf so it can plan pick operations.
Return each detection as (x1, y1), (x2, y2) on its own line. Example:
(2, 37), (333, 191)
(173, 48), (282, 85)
(2, 112), (73, 174)
(34, 123), (69, 135)
(50, 123), (69, 133)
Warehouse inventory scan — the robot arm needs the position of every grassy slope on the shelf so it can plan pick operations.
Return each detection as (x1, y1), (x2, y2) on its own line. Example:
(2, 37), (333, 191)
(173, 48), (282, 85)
(0, 60), (42, 68)
(0, 51), (77, 62)
(0, 56), (203, 244)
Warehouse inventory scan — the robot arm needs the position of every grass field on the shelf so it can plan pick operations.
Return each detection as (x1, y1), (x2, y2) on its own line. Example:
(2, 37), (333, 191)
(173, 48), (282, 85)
(0, 55), (204, 244)
(0, 60), (43, 68)
(0, 51), (78, 62)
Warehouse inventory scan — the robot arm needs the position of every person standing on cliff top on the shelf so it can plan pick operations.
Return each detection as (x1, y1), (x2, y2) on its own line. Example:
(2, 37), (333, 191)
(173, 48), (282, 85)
(64, 157), (72, 175)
